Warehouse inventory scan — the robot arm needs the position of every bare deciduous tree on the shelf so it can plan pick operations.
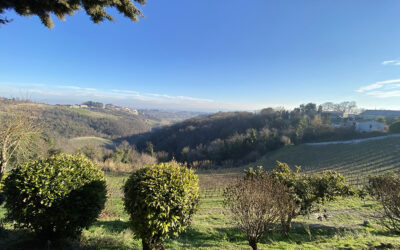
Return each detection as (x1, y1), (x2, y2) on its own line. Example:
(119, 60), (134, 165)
(368, 174), (400, 234)
(223, 172), (294, 250)
(0, 108), (41, 175)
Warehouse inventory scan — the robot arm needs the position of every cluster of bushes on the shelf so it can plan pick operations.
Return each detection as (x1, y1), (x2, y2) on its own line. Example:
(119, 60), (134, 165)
(47, 139), (158, 173)
(85, 141), (157, 172)
(224, 162), (353, 250)
(224, 163), (400, 250)
(0, 154), (199, 250)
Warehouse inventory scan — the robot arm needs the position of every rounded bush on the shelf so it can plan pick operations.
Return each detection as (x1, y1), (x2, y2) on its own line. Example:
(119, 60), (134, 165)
(123, 162), (200, 249)
(3, 153), (107, 240)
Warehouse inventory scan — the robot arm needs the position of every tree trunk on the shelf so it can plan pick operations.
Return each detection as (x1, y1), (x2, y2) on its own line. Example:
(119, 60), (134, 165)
(281, 216), (292, 237)
(141, 239), (165, 250)
(0, 145), (6, 175)
(248, 237), (258, 250)
(0, 146), (5, 206)
(142, 239), (151, 250)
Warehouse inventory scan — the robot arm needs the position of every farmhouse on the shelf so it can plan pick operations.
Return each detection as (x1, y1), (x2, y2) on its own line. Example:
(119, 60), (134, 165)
(355, 121), (385, 133)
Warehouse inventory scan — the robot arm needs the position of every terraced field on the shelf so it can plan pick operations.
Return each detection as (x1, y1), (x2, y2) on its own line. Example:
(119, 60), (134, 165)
(252, 135), (400, 186)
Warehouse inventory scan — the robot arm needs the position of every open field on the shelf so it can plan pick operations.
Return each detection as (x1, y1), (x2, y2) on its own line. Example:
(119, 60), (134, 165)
(68, 137), (115, 150)
(1, 172), (400, 249)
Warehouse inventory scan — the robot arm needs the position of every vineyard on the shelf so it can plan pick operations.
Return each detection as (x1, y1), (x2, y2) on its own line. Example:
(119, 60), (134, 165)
(251, 135), (400, 187)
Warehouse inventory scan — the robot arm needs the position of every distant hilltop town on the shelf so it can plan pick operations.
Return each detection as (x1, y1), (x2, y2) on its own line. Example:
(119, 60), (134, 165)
(56, 101), (139, 115)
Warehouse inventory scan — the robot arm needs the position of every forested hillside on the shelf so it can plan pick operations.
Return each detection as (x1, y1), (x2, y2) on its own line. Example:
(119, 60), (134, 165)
(132, 104), (377, 168)
(40, 106), (149, 139)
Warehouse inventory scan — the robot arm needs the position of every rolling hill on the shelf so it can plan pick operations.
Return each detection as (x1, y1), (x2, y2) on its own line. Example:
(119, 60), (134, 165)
(0, 97), (201, 141)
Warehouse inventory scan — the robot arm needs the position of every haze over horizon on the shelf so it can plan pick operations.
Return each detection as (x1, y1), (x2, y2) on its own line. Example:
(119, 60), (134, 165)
(2, 0), (400, 111)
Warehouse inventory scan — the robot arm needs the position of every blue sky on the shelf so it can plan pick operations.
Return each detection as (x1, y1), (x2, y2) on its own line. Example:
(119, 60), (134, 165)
(1, 0), (400, 111)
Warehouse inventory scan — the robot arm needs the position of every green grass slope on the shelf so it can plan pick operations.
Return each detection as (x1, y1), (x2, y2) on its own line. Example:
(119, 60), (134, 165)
(65, 136), (115, 153)
(251, 136), (400, 186)
(2, 173), (400, 249)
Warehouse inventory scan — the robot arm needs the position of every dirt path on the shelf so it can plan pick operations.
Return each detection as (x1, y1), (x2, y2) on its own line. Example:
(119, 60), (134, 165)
(306, 133), (400, 146)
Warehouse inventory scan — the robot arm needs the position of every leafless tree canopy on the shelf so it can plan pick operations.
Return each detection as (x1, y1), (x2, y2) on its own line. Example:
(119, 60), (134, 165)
(223, 174), (294, 250)
(368, 174), (400, 234)
(0, 107), (41, 174)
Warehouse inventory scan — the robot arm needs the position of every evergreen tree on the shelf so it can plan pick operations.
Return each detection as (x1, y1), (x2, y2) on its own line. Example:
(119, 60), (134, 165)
(0, 0), (146, 28)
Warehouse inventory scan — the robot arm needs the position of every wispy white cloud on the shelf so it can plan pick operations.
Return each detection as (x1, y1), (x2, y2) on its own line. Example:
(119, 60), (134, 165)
(357, 79), (400, 93)
(0, 82), (247, 111)
(382, 60), (400, 66)
(365, 90), (400, 98)
(147, 93), (214, 102)
(357, 79), (400, 98)
(1, 83), (214, 104)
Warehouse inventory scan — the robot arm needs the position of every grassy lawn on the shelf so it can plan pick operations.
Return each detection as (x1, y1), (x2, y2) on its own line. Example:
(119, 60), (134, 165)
(1, 172), (400, 249)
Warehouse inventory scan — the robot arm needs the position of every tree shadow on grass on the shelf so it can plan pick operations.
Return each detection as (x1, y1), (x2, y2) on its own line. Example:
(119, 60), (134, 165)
(167, 226), (246, 248)
(82, 236), (134, 250)
(92, 220), (130, 234)
(0, 227), (82, 250)
(172, 222), (355, 249)
(265, 222), (341, 245)
(169, 223), (343, 248)
(370, 227), (400, 237)
(0, 227), (43, 250)
(0, 226), (134, 250)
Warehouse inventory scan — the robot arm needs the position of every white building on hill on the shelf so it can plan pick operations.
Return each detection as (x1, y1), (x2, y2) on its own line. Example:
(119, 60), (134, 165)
(355, 121), (385, 133)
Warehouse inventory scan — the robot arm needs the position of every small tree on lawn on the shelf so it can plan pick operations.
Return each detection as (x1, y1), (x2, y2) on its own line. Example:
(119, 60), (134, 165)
(224, 167), (294, 250)
(0, 109), (41, 176)
(123, 162), (200, 250)
(271, 161), (352, 236)
(0, 108), (41, 207)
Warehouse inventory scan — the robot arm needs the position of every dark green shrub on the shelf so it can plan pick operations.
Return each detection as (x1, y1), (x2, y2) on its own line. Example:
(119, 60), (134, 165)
(3, 153), (107, 240)
(367, 173), (400, 234)
(123, 162), (200, 250)
(389, 120), (400, 133)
